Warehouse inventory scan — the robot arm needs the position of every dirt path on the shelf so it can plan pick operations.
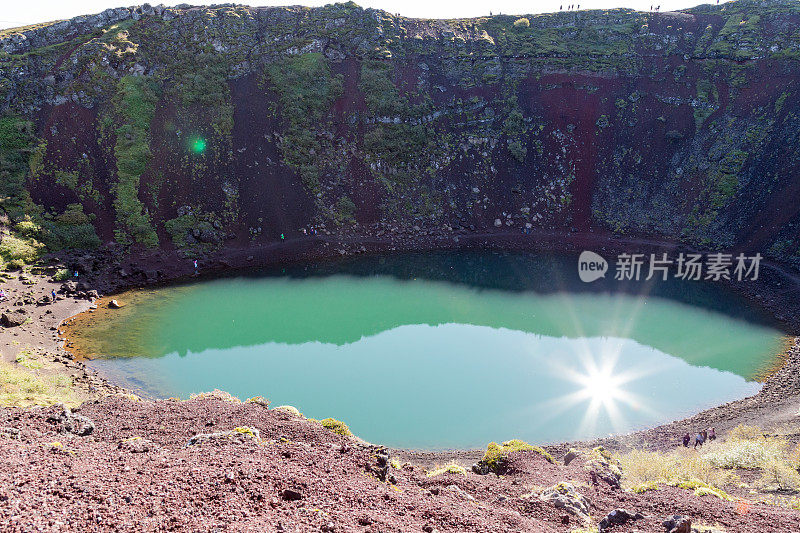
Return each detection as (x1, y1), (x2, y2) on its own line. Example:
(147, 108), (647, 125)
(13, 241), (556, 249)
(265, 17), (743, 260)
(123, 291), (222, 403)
(0, 269), (121, 401)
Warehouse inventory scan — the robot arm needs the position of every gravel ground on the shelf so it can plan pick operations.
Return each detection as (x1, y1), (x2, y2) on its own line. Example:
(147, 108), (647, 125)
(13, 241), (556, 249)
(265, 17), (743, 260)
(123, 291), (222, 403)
(2, 394), (799, 532)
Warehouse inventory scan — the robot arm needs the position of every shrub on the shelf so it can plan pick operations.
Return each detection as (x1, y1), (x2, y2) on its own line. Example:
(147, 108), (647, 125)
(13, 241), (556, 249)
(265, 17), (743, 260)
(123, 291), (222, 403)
(693, 485), (733, 500)
(53, 268), (70, 281)
(704, 438), (785, 470)
(40, 204), (100, 250)
(513, 18), (530, 29)
(482, 439), (554, 473)
(13, 220), (39, 238)
(0, 231), (44, 267)
(508, 139), (527, 162)
(333, 196), (356, 225)
(320, 417), (352, 437)
(618, 447), (736, 490)
(188, 389), (241, 403)
(757, 459), (800, 492)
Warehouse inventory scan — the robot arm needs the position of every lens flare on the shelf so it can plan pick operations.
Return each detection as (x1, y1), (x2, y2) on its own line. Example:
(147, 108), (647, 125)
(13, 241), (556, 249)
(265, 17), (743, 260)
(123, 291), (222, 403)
(191, 138), (207, 154)
(524, 337), (663, 440)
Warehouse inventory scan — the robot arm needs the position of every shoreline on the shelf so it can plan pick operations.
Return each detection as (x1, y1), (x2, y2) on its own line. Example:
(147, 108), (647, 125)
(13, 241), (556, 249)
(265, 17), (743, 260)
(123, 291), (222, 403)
(47, 234), (800, 463)
(6, 229), (800, 463)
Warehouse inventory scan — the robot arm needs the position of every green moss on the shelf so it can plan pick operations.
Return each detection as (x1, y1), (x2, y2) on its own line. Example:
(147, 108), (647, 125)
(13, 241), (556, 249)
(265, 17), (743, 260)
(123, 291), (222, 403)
(0, 116), (35, 202)
(28, 139), (47, 179)
(265, 53), (343, 193)
(477, 11), (642, 72)
(775, 92), (790, 114)
(39, 203), (100, 250)
(169, 50), (234, 138)
(333, 195), (357, 226)
(359, 59), (403, 116)
(110, 76), (160, 248)
(164, 209), (220, 252)
(359, 60), (434, 185)
(320, 417), (353, 437)
(426, 462), (468, 477)
(482, 439), (555, 472)
(707, 11), (763, 60)
(694, 79), (719, 129)
(54, 170), (102, 204)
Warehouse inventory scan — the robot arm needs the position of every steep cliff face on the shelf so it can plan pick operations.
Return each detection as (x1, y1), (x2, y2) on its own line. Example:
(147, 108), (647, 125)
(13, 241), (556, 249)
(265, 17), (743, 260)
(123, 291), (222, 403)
(2, 0), (800, 267)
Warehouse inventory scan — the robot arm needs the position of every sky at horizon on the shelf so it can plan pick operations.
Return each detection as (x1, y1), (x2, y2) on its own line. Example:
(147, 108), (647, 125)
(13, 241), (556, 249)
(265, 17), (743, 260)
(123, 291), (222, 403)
(1, 0), (734, 31)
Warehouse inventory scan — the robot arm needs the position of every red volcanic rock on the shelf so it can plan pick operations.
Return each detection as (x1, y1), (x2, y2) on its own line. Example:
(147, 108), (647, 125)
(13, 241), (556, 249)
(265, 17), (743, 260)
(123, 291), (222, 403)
(0, 395), (798, 532)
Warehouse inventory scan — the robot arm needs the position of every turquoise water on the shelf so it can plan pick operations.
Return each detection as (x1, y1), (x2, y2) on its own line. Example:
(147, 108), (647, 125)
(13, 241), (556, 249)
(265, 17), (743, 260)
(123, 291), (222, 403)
(81, 252), (784, 449)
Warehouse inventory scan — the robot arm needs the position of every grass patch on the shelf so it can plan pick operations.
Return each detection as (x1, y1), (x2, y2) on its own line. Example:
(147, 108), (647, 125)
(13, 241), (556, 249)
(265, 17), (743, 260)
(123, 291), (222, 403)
(426, 462), (467, 477)
(618, 448), (735, 490)
(0, 361), (83, 407)
(15, 350), (42, 370)
(629, 480), (659, 494)
(619, 425), (800, 496)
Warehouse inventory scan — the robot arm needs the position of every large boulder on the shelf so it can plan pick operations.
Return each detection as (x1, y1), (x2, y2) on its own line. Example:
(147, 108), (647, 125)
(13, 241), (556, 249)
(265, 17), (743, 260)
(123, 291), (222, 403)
(537, 482), (591, 521)
(1, 308), (28, 327)
(48, 405), (95, 436)
(186, 427), (261, 447)
(599, 508), (643, 531)
(564, 447), (581, 466)
(662, 515), (692, 533)
(60, 281), (77, 294)
(584, 446), (622, 489)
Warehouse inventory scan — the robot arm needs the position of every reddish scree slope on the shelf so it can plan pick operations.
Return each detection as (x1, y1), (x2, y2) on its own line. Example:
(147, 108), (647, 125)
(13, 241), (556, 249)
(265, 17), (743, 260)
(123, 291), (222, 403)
(1, 396), (798, 532)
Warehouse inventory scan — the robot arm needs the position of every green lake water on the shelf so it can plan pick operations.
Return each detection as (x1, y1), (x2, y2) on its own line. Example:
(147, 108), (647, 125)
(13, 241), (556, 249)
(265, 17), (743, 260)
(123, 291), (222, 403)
(82, 252), (785, 449)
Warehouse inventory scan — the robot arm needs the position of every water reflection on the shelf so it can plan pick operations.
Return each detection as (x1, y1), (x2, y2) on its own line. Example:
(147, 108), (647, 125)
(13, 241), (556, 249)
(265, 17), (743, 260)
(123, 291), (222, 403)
(76, 275), (783, 379)
(90, 324), (762, 449)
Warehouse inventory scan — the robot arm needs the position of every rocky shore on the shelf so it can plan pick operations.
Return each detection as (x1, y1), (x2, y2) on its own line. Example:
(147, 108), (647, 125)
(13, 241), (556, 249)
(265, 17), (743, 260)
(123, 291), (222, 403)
(3, 393), (800, 532)
(2, 231), (800, 531)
